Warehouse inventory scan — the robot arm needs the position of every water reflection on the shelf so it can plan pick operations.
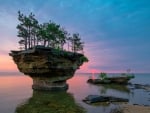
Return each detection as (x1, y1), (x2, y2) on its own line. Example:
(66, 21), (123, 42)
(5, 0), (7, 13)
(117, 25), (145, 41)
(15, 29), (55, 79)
(0, 73), (149, 113)
(15, 91), (85, 113)
(67, 75), (122, 113)
(98, 84), (130, 94)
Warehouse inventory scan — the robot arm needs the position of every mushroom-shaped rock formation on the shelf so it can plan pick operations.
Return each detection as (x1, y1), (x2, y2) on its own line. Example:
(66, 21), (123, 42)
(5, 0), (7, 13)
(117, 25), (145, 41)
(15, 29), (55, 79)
(9, 46), (88, 91)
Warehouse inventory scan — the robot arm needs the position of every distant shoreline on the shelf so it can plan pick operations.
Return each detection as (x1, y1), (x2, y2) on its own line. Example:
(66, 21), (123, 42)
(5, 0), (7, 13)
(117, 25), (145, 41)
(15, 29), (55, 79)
(0, 72), (150, 76)
(0, 72), (150, 74)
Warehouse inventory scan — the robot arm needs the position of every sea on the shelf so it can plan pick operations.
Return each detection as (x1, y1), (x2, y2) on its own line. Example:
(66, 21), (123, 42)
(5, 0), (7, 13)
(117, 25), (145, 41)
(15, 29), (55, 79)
(0, 72), (150, 113)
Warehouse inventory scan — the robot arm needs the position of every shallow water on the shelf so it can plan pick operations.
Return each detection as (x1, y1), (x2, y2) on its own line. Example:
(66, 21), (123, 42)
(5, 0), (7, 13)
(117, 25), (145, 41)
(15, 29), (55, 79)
(0, 73), (150, 113)
(67, 73), (150, 113)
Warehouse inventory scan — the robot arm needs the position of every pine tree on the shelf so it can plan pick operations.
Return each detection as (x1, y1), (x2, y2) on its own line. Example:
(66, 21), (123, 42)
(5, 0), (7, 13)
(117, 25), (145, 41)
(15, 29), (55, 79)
(17, 11), (39, 50)
(17, 11), (84, 53)
(71, 33), (84, 53)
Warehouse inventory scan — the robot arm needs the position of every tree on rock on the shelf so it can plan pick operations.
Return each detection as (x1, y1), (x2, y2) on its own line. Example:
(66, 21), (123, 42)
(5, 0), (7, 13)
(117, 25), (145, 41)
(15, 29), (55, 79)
(17, 11), (39, 50)
(17, 11), (84, 54)
(71, 33), (84, 53)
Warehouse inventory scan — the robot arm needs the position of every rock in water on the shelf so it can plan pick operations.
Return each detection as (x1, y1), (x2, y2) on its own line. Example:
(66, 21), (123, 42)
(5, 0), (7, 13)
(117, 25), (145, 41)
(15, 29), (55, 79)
(83, 95), (129, 104)
(9, 46), (88, 91)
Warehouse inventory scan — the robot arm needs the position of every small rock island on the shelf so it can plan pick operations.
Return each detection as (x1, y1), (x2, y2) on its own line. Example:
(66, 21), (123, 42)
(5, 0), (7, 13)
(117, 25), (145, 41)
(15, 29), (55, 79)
(9, 11), (88, 91)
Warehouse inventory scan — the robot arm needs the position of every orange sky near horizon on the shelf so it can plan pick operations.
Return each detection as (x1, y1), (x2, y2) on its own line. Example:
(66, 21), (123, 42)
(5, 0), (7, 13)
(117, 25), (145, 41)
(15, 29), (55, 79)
(0, 53), (123, 73)
(0, 52), (103, 73)
(0, 55), (18, 72)
(0, 0), (150, 74)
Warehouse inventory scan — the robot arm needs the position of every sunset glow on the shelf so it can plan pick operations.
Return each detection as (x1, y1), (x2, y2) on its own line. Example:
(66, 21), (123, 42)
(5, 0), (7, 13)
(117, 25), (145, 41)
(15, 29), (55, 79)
(0, 0), (150, 73)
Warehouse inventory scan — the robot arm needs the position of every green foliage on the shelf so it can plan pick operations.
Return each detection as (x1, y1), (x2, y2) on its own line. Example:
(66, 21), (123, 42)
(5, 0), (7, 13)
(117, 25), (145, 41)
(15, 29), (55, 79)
(121, 73), (135, 79)
(99, 72), (107, 80)
(127, 74), (135, 79)
(70, 33), (84, 53)
(80, 56), (89, 62)
(52, 48), (61, 56)
(17, 11), (39, 50)
(17, 11), (85, 54)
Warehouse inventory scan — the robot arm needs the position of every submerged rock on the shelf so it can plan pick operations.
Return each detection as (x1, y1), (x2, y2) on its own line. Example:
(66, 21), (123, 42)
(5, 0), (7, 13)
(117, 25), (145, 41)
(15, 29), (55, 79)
(83, 95), (129, 104)
(9, 46), (88, 91)
(129, 83), (150, 92)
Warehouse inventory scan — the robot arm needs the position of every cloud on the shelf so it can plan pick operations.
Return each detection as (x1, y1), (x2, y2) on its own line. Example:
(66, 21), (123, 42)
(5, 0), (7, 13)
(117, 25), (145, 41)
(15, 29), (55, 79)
(0, 0), (150, 73)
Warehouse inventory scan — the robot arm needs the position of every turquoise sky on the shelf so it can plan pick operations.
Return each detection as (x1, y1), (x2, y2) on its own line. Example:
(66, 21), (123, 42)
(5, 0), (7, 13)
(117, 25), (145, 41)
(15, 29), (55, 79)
(0, 0), (150, 73)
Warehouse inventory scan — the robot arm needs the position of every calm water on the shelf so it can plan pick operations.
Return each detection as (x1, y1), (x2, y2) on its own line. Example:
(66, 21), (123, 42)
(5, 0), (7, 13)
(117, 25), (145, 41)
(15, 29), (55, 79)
(0, 73), (150, 113)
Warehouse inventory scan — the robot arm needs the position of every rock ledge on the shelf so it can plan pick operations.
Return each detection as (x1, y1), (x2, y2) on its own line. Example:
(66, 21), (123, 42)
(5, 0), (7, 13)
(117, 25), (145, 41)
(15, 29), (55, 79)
(9, 46), (88, 91)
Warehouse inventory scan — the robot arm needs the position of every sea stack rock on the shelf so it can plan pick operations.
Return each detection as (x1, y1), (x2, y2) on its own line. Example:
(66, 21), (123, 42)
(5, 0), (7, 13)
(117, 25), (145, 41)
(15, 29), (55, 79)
(9, 46), (88, 91)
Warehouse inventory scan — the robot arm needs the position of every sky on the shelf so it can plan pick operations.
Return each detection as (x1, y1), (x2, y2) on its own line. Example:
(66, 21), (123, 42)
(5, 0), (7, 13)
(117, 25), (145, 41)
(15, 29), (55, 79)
(0, 0), (150, 73)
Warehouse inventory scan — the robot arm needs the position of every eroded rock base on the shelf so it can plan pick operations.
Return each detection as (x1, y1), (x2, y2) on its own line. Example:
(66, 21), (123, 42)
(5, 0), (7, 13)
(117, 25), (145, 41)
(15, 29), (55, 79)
(32, 77), (69, 91)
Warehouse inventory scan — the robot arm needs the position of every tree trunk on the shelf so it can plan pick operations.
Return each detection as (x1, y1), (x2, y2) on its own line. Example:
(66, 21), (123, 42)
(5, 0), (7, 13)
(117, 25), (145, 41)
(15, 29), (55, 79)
(33, 35), (36, 47)
(44, 40), (46, 47)
(25, 38), (27, 50)
(28, 26), (31, 48)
